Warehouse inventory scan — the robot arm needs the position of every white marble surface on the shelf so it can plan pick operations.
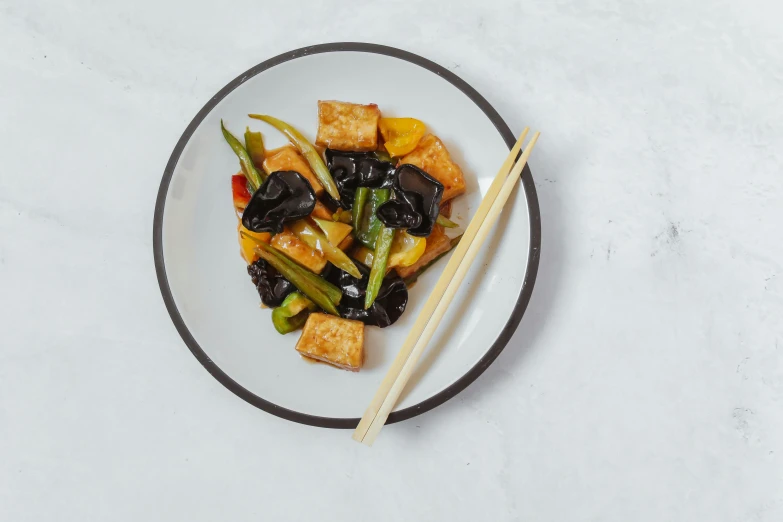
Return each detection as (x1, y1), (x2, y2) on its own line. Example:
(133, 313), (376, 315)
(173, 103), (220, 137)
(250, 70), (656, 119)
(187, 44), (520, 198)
(2, 0), (782, 520)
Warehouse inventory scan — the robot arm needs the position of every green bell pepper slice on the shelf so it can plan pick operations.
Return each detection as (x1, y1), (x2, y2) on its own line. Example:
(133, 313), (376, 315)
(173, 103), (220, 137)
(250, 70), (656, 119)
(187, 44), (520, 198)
(272, 292), (317, 334)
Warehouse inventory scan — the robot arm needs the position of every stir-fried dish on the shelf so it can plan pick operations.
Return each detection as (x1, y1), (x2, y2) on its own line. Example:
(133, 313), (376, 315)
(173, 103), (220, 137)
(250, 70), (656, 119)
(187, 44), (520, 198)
(222, 100), (465, 371)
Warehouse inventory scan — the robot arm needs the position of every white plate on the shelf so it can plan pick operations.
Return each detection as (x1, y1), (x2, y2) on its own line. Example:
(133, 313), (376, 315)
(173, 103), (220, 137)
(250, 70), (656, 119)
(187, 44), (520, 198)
(154, 43), (540, 428)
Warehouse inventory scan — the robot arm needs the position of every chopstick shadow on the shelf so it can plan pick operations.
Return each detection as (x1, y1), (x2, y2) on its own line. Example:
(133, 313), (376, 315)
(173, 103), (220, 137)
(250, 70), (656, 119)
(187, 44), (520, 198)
(392, 135), (571, 426)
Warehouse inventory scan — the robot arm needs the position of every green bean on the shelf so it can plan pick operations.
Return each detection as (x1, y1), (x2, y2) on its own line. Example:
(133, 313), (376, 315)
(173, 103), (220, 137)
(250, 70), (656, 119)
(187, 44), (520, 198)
(289, 220), (362, 279)
(220, 120), (264, 191)
(271, 292), (317, 334)
(365, 225), (395, 309)
(352, 187), (369, 232)
(436, 213), (459, 228)
(255, 247), (339, 316)
(248, 114), (340, 201)
(355, 188), (391, 249)
(241, 232), (342, 306)
(244, 127), (266, 170)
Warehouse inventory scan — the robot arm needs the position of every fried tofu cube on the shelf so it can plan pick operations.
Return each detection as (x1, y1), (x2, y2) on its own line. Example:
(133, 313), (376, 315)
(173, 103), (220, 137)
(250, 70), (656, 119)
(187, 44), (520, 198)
(400, 134), (466, 202)
(315, 100), (381, 152)
(395, 224), (453, 279)
(295, 313), (365, 371)
(337, 234), (354, 252)
(311, 200), (333, 221)
(263, 146), (324, 196)
(270, 227), (327, 274)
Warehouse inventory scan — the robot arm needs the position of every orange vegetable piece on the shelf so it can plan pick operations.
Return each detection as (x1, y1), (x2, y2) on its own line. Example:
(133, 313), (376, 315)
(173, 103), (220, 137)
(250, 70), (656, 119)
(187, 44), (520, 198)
(378, 117), (427, 157)
(232, 174), (251, 212)
(237, 221), (270, 264)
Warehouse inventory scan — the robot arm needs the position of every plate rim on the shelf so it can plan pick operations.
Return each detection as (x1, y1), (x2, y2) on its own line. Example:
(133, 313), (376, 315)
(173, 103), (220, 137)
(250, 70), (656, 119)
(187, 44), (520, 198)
(153, 42), (541, 429)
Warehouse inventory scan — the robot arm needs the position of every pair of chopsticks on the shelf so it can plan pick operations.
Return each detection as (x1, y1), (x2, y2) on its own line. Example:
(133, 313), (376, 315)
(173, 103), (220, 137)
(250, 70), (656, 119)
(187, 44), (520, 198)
(352, 128), (540, 445)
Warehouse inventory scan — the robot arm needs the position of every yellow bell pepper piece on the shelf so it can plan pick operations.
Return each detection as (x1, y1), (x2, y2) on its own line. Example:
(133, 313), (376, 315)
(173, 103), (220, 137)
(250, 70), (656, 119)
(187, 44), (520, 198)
(238, 221), (271, 264)
(390, 231), (426, 267)
(352, 232), (426, 269)
(378, 118), (426, 157)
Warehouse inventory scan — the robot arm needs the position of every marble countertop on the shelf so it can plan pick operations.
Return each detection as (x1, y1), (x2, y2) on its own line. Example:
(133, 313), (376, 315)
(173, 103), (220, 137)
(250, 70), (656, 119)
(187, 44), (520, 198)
(2, 1), (781, 520)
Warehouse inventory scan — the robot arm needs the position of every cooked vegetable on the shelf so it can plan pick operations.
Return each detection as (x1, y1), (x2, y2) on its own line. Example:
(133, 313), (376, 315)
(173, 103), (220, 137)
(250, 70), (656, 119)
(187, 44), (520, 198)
(374, 200), (418, 229)
(221, 120), (264, 191)
(315, 100), (381, 152)
(248, 114), (340, 201)
(365, 225), (395, 309)
(390, 232), (426, 267)
(377, 164), (444, 237)
(232, 174), (252, 212)
(243, 232), (342, 304)
(243, 232), (341, 301)
(351, 231), (425, 269)
(226, 105), (471, 366)
(355, 188), (390, 249)
(272, 292), (317, 334)
(247, 258), (295, 307)
(289, 220), (361, 278)
(270, 227), (327, 273)
(262, 145), (324, 197)
(244, 127), (265, 168)
(313, 218), (352, 246)
(436, 213), (459, 228)
(378, 117), (426, 157)
(326, 263), (408, 328)
(250, 238), (340, 315)
(351, 245), (374, 267)
(241, 171), (316, 235)
(333, 208), (352, 224)
(238, 222), (270, 264)
(325, 149), (395, 208)
(295, 313), (365, 371)
(357, 156), (396, 189)
(400, 134), (466, 202)
(399, 234), (462, 285)
(352, 187), (368, 232)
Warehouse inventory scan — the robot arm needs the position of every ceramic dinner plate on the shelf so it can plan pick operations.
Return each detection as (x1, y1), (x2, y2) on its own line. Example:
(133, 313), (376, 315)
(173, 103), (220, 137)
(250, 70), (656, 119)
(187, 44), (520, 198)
(154, 43), (540, 428)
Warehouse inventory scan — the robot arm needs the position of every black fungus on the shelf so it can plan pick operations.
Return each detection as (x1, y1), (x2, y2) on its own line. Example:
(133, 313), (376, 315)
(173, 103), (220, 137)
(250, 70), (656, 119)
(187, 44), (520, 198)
(325, 149), (396, 208)
(376, 164), (444, 237)
(241, 171), (315, 234)
(247, 258), (295, 307)
(324, 263), (408, 328)
(376, 199), (421, 230)
(357, 157), (396, 189)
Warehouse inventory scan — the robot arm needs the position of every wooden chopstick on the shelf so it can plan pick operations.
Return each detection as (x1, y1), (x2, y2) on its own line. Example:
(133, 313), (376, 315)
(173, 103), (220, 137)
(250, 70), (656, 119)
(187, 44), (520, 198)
(351, 129), (528, 444)
(353, 129), (540, 445)
(360, 132), (540, 445)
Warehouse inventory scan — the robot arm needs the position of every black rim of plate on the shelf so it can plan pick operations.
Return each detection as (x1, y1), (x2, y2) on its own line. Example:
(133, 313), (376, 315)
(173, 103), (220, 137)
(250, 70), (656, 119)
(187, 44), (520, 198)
(153, 42), (541, 429)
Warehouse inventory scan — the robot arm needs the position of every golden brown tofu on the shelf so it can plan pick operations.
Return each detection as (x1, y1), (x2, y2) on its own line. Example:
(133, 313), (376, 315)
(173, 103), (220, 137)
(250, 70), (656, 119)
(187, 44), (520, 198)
(315, 100), (381, 152)
(270, 227), (327, 273)
(395, 225), (453, 279)
(311, 200), (333, 221)
(263, 146), (324, 197)
(337, 234), (354, 252)
(400, 134), (466, 202)
(295, 313), (365, 371)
